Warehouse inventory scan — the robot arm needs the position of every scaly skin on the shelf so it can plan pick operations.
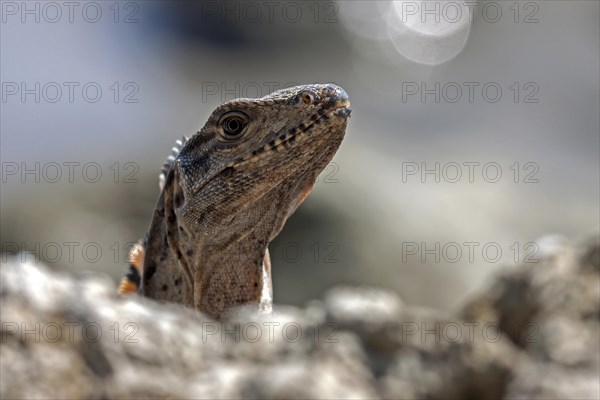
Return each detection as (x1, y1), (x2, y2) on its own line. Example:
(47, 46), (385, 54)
(124, 84), (351, 320)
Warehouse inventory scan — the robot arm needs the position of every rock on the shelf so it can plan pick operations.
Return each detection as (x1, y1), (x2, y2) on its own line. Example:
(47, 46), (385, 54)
(0, 260), (377, 399)
(1, 238), (598, 399)
(461, 238), (600, 399)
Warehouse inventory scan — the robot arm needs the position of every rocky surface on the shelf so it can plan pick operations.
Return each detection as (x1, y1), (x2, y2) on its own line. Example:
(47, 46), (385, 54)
(1, 239), (599, 399)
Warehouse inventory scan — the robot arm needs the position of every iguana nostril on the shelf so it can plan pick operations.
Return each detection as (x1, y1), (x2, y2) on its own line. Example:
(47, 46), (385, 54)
(299, 90), (317, 105)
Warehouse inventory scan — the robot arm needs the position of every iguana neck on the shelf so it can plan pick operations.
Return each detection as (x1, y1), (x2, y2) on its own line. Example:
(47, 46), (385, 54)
(191, 231), (270, 319)
(144, 171), (312, 319)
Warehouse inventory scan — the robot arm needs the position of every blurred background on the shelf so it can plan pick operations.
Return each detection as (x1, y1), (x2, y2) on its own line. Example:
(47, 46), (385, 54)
(1, 0), (598, 312)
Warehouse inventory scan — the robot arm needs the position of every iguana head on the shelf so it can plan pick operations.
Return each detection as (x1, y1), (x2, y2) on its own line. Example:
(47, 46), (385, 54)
(143, 83), (351, 319)
(174, 83), (351, 236)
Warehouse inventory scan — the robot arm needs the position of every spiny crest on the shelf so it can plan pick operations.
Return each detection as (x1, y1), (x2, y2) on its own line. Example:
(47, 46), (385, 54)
(158, 135), (189, 191)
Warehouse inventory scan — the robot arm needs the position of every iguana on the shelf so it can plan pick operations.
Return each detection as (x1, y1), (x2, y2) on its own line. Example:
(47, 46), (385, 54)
(119, 83), (351, 320)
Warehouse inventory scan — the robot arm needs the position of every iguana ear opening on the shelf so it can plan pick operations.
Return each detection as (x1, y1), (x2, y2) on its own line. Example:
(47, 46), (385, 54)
(172, 163), (185, 210)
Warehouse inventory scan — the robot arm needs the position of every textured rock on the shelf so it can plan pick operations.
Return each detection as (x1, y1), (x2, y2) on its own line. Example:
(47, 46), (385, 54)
(1, 238), (599, 399)
(462, 238), (600, 400)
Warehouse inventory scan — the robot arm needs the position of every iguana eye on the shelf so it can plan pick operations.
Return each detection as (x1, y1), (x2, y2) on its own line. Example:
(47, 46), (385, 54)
(218, 112), (249, 140)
